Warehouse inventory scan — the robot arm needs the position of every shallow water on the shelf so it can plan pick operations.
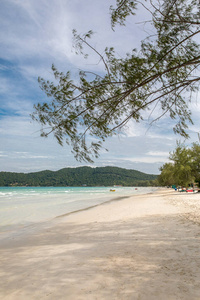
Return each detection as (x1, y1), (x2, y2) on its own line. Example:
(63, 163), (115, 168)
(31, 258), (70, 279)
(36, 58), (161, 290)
(0, 186), (157, 234)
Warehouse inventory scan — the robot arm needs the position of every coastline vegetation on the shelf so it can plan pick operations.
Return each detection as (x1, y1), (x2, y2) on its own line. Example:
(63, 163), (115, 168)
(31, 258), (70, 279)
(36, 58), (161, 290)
(0, 166), (157, 187)
(158, 142), (200, 188)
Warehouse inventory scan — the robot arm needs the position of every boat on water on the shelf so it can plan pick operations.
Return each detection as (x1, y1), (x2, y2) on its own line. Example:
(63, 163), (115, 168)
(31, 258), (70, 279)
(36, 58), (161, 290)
(110, 189), (115, 192)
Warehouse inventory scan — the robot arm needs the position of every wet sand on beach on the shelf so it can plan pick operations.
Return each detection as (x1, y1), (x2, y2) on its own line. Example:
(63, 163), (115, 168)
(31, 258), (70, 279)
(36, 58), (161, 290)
(1, 188), (200, 300)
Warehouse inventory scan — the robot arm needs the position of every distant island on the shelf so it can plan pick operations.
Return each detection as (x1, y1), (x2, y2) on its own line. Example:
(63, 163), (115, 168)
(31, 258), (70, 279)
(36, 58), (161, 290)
(0, 166), (158, 187)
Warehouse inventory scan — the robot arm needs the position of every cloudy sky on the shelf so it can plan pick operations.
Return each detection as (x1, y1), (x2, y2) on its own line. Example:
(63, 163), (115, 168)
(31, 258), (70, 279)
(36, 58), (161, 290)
(1, 0), (200, 175)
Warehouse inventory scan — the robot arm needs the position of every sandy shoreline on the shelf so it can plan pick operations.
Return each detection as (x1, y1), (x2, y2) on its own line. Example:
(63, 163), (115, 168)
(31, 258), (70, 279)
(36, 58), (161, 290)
(1, 188), (200, 299)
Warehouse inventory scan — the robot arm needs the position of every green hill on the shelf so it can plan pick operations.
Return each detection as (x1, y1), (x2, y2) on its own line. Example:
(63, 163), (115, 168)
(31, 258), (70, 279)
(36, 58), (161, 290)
(0, 166), (157, 187)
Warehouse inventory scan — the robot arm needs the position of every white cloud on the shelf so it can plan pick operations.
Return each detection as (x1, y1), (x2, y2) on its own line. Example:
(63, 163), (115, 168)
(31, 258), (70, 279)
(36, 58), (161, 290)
(121, 156), (169, 164)
(120, 120), (147, 137)
(11, 152), (54, 159)
(0, 65), (9, 71)
(0, 116), (36, 136)
(146, 151), (170, 157)
(0, 0), (149, 78)
(0, 154), (8, 157)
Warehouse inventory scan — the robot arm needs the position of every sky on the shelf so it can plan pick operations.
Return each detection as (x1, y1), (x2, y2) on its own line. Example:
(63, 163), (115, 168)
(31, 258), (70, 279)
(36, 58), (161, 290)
(0, 0), (200, 175)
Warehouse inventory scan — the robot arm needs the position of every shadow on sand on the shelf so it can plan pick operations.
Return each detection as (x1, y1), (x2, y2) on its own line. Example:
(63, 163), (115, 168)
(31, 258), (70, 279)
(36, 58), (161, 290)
(1, 212), (200, 300)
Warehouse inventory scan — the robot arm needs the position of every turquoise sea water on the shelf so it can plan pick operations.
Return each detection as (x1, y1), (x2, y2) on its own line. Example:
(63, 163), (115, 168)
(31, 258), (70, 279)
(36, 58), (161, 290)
(0, 186), (157, 235)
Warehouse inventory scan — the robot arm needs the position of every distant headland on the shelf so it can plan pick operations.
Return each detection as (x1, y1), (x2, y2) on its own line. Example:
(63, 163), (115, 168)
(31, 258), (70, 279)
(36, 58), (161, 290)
(0, 166), (158, 187)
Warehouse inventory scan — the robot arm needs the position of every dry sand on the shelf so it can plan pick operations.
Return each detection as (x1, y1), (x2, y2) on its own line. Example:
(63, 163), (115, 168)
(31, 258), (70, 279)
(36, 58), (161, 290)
(1, 188), (200, 300)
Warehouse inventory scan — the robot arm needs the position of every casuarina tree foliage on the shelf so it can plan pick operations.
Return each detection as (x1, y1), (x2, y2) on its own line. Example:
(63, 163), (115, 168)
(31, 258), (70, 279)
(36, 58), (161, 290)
(159, 142), (200, 187)
(32, 0), (200, 162)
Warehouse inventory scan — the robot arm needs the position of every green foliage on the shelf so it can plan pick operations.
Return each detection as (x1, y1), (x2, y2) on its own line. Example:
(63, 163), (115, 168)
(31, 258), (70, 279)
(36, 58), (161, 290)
(110, 0), (138, 29)
(189, 142), (200, 185)
(0, 167), (157, 187)
(32, 0), (200, 162)
(169, 142), (194, 187)
(158, 163), (175, 187)
(159, 141), (200, 187)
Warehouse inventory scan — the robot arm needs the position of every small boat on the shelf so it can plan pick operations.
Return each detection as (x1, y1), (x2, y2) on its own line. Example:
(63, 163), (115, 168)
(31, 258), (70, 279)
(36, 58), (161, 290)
(186, 189), (194, 193)
(186, 189), (197, 193)
(110, 189), (115, 192)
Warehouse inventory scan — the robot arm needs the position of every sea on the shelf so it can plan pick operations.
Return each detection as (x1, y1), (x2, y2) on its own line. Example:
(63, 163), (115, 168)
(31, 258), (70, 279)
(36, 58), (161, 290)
(0, 186), (157, 239)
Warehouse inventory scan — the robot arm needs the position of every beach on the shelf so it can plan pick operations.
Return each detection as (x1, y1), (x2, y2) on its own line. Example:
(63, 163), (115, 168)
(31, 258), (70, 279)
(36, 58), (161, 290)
(1, 188), (200, 299)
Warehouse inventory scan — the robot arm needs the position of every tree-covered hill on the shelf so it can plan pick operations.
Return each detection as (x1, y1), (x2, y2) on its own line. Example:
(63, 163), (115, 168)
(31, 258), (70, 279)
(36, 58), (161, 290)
(0, 166), (157, 187)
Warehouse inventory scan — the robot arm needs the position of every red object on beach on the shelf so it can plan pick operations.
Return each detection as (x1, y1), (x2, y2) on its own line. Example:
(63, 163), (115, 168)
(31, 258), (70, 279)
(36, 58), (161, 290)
(186, 189), (194, 193)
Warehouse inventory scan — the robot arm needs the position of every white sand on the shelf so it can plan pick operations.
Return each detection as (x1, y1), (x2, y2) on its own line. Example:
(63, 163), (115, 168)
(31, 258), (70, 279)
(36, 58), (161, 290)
(1, 188), (200, 299)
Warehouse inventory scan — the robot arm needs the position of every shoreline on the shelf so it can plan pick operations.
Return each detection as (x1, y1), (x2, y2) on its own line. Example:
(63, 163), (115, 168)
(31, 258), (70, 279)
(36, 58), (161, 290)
(0, 187), (157, 239)
(0, 193), (136, 244)
(55, 189), (158, 219)
(1, 188), (200, 299)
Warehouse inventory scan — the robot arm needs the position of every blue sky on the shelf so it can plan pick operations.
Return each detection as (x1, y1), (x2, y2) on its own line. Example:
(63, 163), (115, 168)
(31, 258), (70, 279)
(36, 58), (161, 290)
(0, 0), (200, 175)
